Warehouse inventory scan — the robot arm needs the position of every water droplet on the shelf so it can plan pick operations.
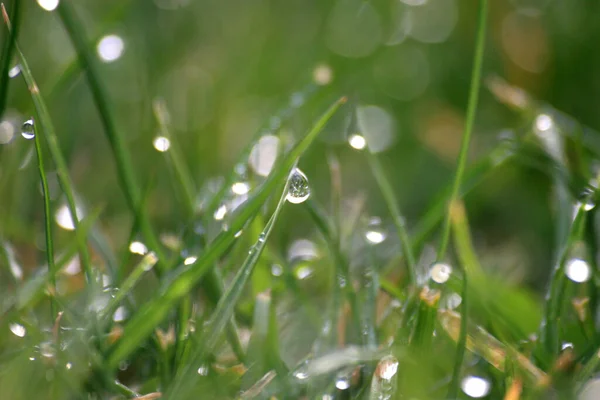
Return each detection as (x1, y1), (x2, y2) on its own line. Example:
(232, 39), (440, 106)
(37, 0), (59, 11)
(348, 133), (367, 150)
(429, 263), (452, 284)
(461, 375), (491, 398)
(183, 256), (197, 265)
(286, 168), (310, 204)
(214, 204), (227, 220)
(249, 135), (280, 177)
(9, 323), (26, 338)
(38, 342), (56, 359)
(65, 362), (72, 370)
(313, 64), (333, 85)
(293, 368), (309, 380)
(565, 258), (591, 283)
(371, 355), (399, 400)
(561, 342), (574, 350)
(271, 264), (283, 276)
(234, 230), (243, 238)
(231, 181), (250, 195)
(21, 119), (34, 140)
(8, 65), (20, 78)
(535, 114), (553, 132)
(335, 372), (351, 390)
(197, 365), (209, 376)
(365, 217), (387, 244)
(129, 241), (148, 255)
(153, 136), (171, 152)
(29, 356), (36, 361)
(55, 203), (85, 230)
(579, 187), (596, 211)
(97, 34), (125, 63)
(288, 239), (318, 262)
(296, 266), (313, 280)
(377, 355), (399, 380)
(113, 306), (127, 322)
(444, 293), (462, 310)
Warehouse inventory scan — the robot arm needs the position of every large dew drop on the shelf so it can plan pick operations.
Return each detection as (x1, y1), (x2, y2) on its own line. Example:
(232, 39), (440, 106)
(429, 263), (452, 284)
(286, 168), (310, 204)
(22, 119), (35, 140)
(365, 217), (387, 244)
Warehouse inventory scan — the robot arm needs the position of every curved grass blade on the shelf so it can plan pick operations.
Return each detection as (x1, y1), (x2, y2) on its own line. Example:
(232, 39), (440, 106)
(106, 97), (346, 369)
(32, 117), (58, 319)
(167, 163), (291, 398)
(0, 0), (19, 119)
(2, 5), (94, 283)
(56, 1), (166, 269)
(366, 151), (417, 286)
(436, 0), (488, 260)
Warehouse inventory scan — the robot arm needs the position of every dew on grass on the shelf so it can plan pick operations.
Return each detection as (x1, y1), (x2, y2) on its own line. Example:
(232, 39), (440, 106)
(129, 241), (148, 255)
(183, 256), (197, 265)
(214, 204), (227, 220)
(286, 168), (310, 204)
(561, 342), (574, 350)
(249, 135), (280, 176)
(365, 217), (387, 244)
(55, 203), (84, 231)
(197, 365), (209, 376)
(231, 181), (250, 195)
(461, 375), (491, 398)
(565, 258), (591, 283)
(8, 65), (20, 78)
(21, 119), (35, 140)
(37, 0), (59, 11)
(97, 34), (125, 63)
(153, 136), (171, 152)
(271, 264), (283, 276)
(3, 242), (23, 280)
(65, 362), (72, 370)
(335, 372), (351, 390)
(348, 133), (367, 150)
(296, 266), (313, 280)
(113, 306), (127, 322)
(288, 239), (318, 262)
(313, 64), (333, 85)
(429, 262), (452, 284)
(9, 323), (26, 338)
(38, 342), (56, 359)
(535, 114), (553, 132)
(370, 355), (399, 400)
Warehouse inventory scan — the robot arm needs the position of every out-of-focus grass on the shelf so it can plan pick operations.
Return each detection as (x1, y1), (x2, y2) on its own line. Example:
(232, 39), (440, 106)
(2, 1), (600, 399)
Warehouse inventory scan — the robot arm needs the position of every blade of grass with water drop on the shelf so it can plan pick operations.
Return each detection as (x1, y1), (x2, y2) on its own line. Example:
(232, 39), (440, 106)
(32, 117), (58, 320)
(0, 0), (19, 119)
(167, 171), (290, 398)
(2, 6), (94, 283)
(436, 0), (488, 261)
(105, 97), (346, 370)
(365, 151), (417, 286)
(55, 1), (166, 269)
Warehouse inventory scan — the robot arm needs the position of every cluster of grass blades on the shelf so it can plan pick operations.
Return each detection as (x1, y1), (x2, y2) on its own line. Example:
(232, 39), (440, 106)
(3, 0), (600, 399)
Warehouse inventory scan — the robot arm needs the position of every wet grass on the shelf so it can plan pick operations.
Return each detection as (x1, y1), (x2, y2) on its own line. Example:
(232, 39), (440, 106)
(2, 1), (600, 399)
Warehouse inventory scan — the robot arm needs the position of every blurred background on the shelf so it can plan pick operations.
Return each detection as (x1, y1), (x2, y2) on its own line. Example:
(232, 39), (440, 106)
(2, 0), (600, 299)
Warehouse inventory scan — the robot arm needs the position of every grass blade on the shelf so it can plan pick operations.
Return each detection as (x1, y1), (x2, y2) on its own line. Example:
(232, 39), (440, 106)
(56, 1), (166, 269)
(436, 0), (488, 260)
(168, 165), (291, 397)
(0, 0), (19, 118)
(106, 97), (346, 369)
(32, 118), (58, 319)
(366, 151), (417, 286)
(3, 5), (94, 283)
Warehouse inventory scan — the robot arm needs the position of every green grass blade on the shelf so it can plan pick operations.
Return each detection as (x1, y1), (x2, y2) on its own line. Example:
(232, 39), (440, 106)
(32, 118), (58, 319)
(168, 167), (290, 397)
(0, 0), (19, 119)
(366, 151), (417, 286)
(55, 1), (166, 269)
(3, 5), (94, 283)
(106, 97), (346, 369)
(436, 0), (488, 260)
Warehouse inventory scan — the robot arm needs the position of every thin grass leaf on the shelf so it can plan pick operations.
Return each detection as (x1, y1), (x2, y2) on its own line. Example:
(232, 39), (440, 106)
(239, 370), (277, 400)
(436, 0), (488, 260)
(3, 9), (95, 286)
(32, 117), (58, 319)
(167, 167), (291, 398)
(106, 97), (346, 370)
(0, 0), (19, 119)
(55, 1), (166, 269)
(365, 151), (417, 286)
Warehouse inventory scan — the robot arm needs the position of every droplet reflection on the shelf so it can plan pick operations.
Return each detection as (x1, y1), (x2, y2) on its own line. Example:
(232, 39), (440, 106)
(97, 34), (125, 63)
(348, 133), (367, 150)
(565, 258), (591, 283)
(129, 241), (148, 255)
(286, 168), (310, 204)
(153, 136), (171, 152)
(55, 203), (85, 231)
(37, 0), (59, 11)
(9, 323), (26, 338)
(430, 263), (452, 284)
(365, 217), (387, 244)
(461, 375), (491, 398)
(21, 119), (35, 140)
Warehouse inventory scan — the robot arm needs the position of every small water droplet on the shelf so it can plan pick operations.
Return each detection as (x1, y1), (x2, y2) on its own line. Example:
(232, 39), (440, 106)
(38, 342), (56, 359)
(293, 368), (309, 380)
(461, 375), (491, 398)
(579, 187), (596, 211)
(365, 217), (387, 244)
(21, 119), (35, 140)
(348, 133), (367, 150)
(234, 230), (243, 238)
(565, 258), (591, 283)
(8, 65), (20, 78)
(214, 204), (227, 220)
(535, 114), (553, 132)
(271, 264), (283, 276)
(197, 364), (209, 376)
(335, 372), (351, 390)
(153, 136), (171, 152)
(561, 342), (574, 351)
(296, 266), (313, 280)
(231, 181), (250, 195)
(183, 256), (197, 265)
(371, 355), (399, 400)
(55, 203), (85, 231)
(65, 362), (72, 370)
(429, 263), (452, 284)
(113, 306), (127, 322)
(286, 168), (310, 204)
(129, 241), (148, 255)
(9, 323), (26, 338)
